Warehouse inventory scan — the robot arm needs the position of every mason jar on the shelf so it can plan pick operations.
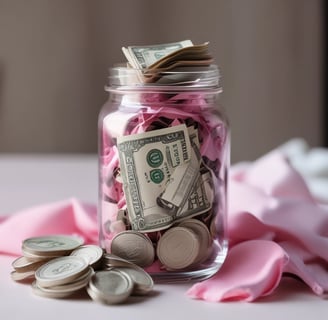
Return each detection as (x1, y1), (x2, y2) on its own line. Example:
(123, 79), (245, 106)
(98, 65), (229, 282)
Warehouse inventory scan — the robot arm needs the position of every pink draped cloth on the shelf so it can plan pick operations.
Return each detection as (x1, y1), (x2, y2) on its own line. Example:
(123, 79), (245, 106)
(187, 149), (328, 301)
(1, 147), (328, 302)
(0, 199), (98, 255)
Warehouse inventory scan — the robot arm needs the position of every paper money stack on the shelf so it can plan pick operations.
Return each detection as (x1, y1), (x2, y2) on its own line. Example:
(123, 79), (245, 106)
(101, 41), (222, 272)
(122, 40), (213, 83)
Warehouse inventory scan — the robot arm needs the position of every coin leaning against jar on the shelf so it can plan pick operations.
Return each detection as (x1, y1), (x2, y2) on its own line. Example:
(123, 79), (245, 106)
(110, 231), (155, 267)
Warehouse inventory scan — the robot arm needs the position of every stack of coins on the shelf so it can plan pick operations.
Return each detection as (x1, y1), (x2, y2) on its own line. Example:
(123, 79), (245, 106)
(11, 235), (84, 282)
(87, 253), (154, 304)
(70, 244), (104, 270)
(11, 256), (48, 282)
(86, 253), (154, 305)
(11, 236), (101, 298)
(102, 253), (154, 296)
(87, 269), (134, 304)
(11, 235), (155, 304)
(178, 219), (212, 265)
(33, 256), (94, 298)
(156, 219), (212, 270)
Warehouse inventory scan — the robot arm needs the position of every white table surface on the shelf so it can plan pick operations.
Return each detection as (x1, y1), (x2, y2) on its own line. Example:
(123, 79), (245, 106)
(0, 154), (327, 320)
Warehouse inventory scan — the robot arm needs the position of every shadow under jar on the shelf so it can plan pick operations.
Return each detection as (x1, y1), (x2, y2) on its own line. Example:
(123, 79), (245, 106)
(98, 65), (229, 282)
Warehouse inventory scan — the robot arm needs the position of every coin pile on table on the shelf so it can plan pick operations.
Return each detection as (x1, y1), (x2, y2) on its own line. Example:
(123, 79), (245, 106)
(11, 235), (85, 283)
(102, 253), (154, 296)
(11, 235), (154, 304)
(86, 252), (154, 304)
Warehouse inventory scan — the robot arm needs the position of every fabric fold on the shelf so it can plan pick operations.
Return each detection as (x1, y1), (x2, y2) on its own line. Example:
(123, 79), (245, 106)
(188, 148), (328, 302)
(0, 198), (98, 256)
(187, 240), (288, 302)
(1, 139), (328, 302)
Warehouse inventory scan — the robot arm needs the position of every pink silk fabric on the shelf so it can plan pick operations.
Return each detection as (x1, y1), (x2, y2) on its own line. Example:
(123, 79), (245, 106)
(1, 147), (328, 302)
(0, 199), (98, 255)
(188, 149), (328, 301)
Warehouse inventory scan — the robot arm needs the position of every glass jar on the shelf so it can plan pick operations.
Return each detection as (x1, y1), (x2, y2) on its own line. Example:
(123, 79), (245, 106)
(98, 65), (229, 282)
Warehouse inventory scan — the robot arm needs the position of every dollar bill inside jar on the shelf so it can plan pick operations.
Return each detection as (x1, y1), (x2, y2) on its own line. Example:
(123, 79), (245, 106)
(98, 41), (229, 278)
(99, 97), (227, 272)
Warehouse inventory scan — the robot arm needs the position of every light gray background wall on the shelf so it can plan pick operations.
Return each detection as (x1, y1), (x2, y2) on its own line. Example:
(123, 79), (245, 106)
(0, 0), (323, 162)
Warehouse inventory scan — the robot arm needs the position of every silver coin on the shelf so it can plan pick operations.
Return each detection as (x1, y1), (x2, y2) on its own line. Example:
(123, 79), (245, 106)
(11, 270), (35, 282)
(70, 245), (103, 267)
(178, 219), (212, 264)
(32, 281), (71, 299)
(102, 253), (135, 268)
(33, 267), (93, 296)
(35, 256), (89, 287)
(87, 269), (133, 304)
(156, 226), (200, 270)
(22, 235), (84, 256)
(87, 286), (110, 304)
(110, 231), (155, 267)
(116, 266), (154, 295)
(12, 256), (48, 273)
(32, 280), (86, 299)
(22, 250), (63, 260)
(47, 267), (95, 291)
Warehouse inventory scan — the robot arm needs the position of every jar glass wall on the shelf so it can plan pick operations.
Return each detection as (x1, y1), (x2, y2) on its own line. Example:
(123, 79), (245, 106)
(98, 66), (229, 282)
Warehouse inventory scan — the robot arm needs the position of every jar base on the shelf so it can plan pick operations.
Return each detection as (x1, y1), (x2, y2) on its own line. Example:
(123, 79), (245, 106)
(148, 240), (228, 283)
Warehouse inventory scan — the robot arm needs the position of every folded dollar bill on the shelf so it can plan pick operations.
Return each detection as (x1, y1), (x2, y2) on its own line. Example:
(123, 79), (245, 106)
(121, 40), (213, 83)
(117, 124), (212, 232)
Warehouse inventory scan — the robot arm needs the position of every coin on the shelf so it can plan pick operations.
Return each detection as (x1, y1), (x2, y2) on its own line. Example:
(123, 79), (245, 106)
(116, 266), (154, 295)
(102, 253), (135, 269)
(156, 226), (200, 270)
(32, 267), (94, 299)
(70, 245), (103, 268)
(178, 219), (212, 264)
(35, 256), (89, 287)
(22, 235), (84, 257)
(102, 254), (153, 295)
(22, 250), (63, 261)
(32, 280), (84, 299)
(12, 256), (49, 273)
(11, 270), (35, 282)
(110, 231), (155, 267)
(46, 266), (93, 290)
(32, 281), (74, 299)
(87, 269), (133, 304)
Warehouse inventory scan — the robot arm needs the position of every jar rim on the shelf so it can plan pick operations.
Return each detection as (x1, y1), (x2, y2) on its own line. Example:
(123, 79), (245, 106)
(106, 64), (221, 91)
